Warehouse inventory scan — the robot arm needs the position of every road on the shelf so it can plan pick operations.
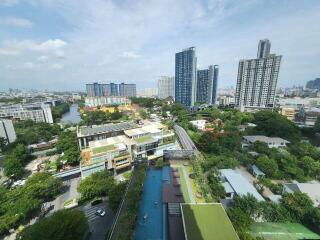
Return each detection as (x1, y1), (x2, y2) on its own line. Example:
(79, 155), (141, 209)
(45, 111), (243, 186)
(81, 201), (116, 240)
(174, 124), (199, 154)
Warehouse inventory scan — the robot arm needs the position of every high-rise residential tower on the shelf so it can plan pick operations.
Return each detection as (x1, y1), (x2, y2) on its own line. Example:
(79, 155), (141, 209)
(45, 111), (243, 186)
(196, 65), (219, 105)
(158, 76), (175, 99)
(257, 39), (271, 58)
(235, 40), (282, 111)
(119, 83), (136, 97)
(86, 82), (104, 97)
(175, 47), (197, 107)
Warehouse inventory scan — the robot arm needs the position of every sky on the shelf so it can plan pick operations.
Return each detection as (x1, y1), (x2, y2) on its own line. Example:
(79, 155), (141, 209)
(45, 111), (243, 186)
(0, 0), (319, 91)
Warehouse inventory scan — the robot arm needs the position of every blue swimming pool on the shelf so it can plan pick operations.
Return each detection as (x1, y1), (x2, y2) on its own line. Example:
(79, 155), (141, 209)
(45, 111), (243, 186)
(134, 166), (170, 240)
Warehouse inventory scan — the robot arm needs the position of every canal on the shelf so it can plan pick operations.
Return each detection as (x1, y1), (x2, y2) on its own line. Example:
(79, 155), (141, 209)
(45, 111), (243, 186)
(60, 103), (82, 124)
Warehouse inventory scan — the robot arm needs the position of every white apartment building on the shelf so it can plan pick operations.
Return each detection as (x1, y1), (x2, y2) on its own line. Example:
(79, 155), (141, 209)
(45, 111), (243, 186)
(158, 76), (175, 99)
(235, 40), (281, 111)
(0, 119), (16, 144)
(0, 103), (53, 123)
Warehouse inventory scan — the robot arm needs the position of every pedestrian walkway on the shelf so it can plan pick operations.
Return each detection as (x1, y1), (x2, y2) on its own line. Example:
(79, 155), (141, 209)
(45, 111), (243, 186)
(182, 165), (195, 203)
(83, 206), (101, 222)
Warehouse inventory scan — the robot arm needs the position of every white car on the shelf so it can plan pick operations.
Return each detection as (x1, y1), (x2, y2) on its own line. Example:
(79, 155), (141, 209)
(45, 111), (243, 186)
(95, 209), (106, 217)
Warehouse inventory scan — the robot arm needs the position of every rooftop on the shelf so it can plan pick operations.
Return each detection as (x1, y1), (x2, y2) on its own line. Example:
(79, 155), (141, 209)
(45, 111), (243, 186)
(92, 144), (115, 155)
(134, 135), (156, 144)
(284, 182), (320, 207)
(243, 135), (290, 144)
(78, 122), (137, 137)
(220, 169), (264, 201)
(181, 203), (239, 240)
(250, 222), (320, 240)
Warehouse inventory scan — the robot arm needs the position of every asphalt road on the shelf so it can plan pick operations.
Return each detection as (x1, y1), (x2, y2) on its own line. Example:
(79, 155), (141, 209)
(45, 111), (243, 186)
(81, 201), (116, 240)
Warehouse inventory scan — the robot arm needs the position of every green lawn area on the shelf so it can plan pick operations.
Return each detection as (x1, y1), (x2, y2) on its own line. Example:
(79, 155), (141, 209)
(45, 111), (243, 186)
(92, 144), (115, 154)
(182, 203), (239, 240)
(186, 166), (206, 203)
(250, 222), (320, 240)
(177, 167), (191, 203)
(135, 135), (154, 144)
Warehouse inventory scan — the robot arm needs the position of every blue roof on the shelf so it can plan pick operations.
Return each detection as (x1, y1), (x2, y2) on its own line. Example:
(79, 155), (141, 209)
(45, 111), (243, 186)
(220, 169), (265, 201)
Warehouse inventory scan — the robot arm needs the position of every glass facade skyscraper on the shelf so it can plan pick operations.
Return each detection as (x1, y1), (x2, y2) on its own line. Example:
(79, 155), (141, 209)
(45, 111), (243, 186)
(196, 65), (219, 105)
(175, 47), (197, 107)
(86, 82), (136, 97)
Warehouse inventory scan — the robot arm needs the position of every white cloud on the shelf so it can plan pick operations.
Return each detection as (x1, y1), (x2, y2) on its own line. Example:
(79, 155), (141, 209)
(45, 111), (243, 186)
(0, 39), (67, 57)
(50, 63), (63, 70)
(120, 51), (142, 59)
(21, 62), (36, 70)
(0, 49), (20, 56)
(37, 55), (49, 62)
(0, 17), (33, 28)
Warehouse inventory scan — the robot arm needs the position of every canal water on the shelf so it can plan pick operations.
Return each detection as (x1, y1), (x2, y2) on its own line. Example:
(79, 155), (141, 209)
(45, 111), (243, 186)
(60, 103), (81, 124)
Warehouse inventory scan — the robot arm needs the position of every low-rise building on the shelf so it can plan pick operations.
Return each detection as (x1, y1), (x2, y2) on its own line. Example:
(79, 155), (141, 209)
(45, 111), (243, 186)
(283, 182), (320, 208)
(190, 120), (206, 131)
(79, 121), (176, 177)
(280, 107), (297, 121)
(242, 135), (289, 149)
(84, 96), (131, 107)
(219, 169), (264, 202)
(77, 122), (137, 148)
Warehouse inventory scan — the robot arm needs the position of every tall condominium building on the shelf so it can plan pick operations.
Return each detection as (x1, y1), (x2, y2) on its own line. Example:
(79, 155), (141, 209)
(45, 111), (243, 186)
(235, 39), (282, 111)
(86, 82), (136, 97)
(86, 82), (104, 97)
(0, 119), (16, 144)
(257, 39), (271, 58)
(158, 76), (175, 99)
(119, 83), (136, 97)
(175, 47), (197, 107)
(196, 65), (219, 105)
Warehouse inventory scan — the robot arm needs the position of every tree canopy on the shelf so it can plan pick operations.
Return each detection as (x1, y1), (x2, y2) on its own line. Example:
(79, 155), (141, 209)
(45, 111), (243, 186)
(18, 209), (89, 240)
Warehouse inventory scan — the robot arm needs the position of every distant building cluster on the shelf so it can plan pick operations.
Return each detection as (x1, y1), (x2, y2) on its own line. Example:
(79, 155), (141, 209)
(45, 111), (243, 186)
(0, 102), (53, 123)
(175, 47), (219, 107)
(306, 78), (320, 90)
(235, 39), (282, 111)
(86, 82), (136, 97)
(137, 88), (158, 98)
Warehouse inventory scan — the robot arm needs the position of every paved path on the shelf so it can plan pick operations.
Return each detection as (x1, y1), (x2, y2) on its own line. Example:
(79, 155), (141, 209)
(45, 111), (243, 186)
(182, 165), (195, 203)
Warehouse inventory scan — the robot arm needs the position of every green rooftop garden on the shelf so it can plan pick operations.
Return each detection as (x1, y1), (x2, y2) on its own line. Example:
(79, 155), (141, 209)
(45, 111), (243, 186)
(182, 204), (239, 240)
(135, 135), (155, 144)
(250, 222), (320, 240)
(92, 144), (115, 154)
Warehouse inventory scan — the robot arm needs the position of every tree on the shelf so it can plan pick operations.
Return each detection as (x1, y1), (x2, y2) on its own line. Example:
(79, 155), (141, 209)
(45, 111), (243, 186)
(56, 131), (80, 165)
(3, 154), (24, 179)
(227, 207), (253, 233)
(252, 110), (301, 142)
(109, 182), (127, 210)
(23, 173), (63, 201)
(256, 155), (278, 178)
(280, 192), (314, 222)
(250, 141), (270, 155)
(78, 170), (115, 201)
(18, 209), (89, 240)
(0, 137), (7, 152)
(139, 109), (149, 119)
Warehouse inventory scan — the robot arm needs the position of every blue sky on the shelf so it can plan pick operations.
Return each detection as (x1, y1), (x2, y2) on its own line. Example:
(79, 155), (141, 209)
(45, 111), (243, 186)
(0, 0), (319, 91)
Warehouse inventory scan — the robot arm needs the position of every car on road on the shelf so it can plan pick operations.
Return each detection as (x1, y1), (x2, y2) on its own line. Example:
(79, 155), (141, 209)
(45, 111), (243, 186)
(95, 208), (106, 217)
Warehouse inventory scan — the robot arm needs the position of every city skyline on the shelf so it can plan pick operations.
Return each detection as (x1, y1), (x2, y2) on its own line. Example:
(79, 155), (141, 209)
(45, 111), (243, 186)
(0, 1), (320, 91)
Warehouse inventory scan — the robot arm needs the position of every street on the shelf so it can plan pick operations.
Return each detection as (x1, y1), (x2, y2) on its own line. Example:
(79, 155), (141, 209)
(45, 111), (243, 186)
(81, 201), (116, 240)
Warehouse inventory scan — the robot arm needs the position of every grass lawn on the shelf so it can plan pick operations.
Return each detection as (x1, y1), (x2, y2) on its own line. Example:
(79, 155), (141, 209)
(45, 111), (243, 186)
(186, 166), (206, 203)
(250, 222), (320, 240)
(92, 144), (115, 154)
(177, 167), (191, 203)
(135, 135), (154, 144)
(181, 203), (239, 240)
